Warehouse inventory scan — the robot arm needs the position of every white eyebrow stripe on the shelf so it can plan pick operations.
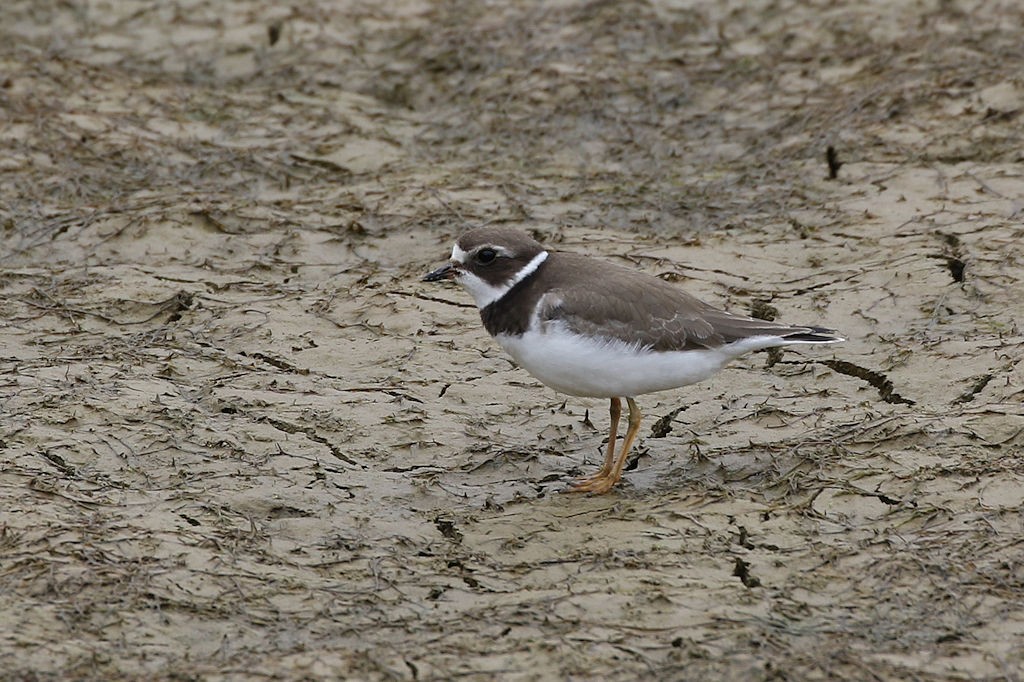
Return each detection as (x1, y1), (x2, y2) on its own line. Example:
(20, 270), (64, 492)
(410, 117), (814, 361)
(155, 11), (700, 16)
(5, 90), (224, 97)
(452, 243), (516, 263)
(507, 250), (548, 289)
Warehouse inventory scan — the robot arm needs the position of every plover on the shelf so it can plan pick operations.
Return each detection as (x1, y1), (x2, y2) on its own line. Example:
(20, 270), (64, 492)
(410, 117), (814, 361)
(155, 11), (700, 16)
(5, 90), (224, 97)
(424, 227), (843, 494)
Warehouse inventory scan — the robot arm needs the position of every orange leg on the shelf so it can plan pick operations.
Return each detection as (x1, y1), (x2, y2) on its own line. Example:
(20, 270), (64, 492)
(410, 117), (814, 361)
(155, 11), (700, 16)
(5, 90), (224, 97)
(569, 398), (621, 490)
(569, 397), (641, 494)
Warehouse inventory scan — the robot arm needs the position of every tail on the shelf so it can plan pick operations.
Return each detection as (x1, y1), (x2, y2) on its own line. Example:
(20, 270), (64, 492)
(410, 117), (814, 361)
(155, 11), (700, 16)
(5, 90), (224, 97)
(721, 325), (844, 356)
(778, 325), (845, 344)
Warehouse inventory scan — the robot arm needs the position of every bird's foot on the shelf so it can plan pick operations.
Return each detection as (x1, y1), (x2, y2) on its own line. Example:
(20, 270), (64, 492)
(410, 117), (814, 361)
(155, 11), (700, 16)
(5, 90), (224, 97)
(567, 470), (620, 495)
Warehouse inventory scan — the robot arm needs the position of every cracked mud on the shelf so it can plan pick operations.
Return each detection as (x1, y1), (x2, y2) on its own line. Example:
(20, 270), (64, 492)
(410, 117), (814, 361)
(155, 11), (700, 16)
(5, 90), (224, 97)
(2, 1), (1024, 680)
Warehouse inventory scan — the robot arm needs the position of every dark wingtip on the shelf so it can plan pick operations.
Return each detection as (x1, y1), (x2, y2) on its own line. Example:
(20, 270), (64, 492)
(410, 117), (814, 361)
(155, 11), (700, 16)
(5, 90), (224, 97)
(785, 326), (845, 343)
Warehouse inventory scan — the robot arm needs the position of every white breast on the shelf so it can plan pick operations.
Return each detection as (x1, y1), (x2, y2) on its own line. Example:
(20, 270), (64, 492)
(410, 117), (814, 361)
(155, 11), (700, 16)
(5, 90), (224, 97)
(495, 323), (751, 398)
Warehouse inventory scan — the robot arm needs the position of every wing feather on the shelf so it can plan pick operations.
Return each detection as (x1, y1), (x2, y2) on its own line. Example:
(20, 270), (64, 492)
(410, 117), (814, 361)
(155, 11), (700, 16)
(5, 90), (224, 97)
(536, 254), (837, 351)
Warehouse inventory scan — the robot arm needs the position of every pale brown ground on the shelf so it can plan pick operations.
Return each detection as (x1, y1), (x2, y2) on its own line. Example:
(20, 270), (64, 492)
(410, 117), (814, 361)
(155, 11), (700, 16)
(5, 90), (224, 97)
(2, 1), (1023, 680)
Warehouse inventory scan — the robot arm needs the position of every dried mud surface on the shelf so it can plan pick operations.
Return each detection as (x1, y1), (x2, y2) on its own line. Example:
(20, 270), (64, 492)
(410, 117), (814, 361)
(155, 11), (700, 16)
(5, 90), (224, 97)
(2, 1), (1024, 680)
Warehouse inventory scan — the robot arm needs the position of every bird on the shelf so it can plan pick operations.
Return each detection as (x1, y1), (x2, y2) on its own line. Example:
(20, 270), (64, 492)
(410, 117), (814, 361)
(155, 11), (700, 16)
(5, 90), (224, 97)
(423, 227), (843, 494)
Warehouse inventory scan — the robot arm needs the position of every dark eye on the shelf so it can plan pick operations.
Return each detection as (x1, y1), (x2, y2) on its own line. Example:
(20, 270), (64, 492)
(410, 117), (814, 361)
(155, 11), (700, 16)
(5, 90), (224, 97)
(476, 248), (497, 264)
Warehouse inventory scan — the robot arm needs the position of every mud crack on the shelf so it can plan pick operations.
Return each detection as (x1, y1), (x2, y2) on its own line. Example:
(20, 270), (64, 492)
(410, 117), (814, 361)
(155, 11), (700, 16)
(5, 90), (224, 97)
(257, 415), (363, 468)
(930, 232), (966, 283)
(434, 516), (463, 543)
(732, 557), (761, 588)
(953, 372), (994, 404)
(245, 351), (309, 374)
(649, 405), (690, 438)
(819, 359), (916, 405)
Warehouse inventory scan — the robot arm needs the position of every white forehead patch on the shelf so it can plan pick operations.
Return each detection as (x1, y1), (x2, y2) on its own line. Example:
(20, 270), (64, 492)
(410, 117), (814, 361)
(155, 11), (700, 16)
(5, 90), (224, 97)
(453, 242), (515, 263)
(455, 250), (549, 309)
